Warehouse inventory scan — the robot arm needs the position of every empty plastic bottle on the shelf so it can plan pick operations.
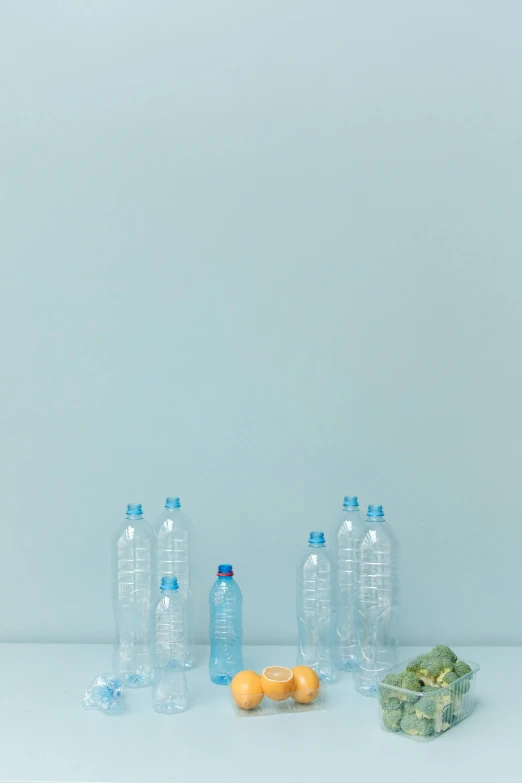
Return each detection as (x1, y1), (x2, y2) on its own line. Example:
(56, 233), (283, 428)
(209, 564), (243, 685)
(354, 504), (399, 697)
(112, 503), (155, 687)
(152, 576), (189, 713)
(296, 532), (337, 683)
(154, 497), (195, 668)
(333, 496), (365, 672)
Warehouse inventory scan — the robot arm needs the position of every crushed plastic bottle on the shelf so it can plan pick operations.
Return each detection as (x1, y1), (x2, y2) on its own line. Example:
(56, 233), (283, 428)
(83, 674), (123, 713)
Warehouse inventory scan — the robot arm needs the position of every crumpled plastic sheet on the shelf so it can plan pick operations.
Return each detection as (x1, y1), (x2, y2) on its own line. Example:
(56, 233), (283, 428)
(83, 674), (124, 714)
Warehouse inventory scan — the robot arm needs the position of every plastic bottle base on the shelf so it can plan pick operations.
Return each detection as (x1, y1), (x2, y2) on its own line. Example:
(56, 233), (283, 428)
(355, 682), (378, 698)
(339, 659), (360, 673)
(153, 701), (187, 714)
(210, 674), (234, 686)
(124, 673), (153, 688)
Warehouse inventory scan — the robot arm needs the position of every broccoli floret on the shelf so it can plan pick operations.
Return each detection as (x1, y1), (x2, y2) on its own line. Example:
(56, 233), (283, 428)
(382, 673), (402, 687)
(430, 645), (457, 663)
(382, 706), (403, 731)
(379, 674), (402, 705)
(415, 690), (452, 732)
(400, 712), (434, 737)
(408, 651), (455, 686)
(403, 700), (417, 714)
(454, 660), (472, 679)
(399, 670), (423, 701)
(410, 655), (442, 687)
(421, 685), (440, 693)
(454, 660), (473, 694)
(415, 695), (438, 720)
(406, 656), (423, 673)
(439, 671), (458, 687)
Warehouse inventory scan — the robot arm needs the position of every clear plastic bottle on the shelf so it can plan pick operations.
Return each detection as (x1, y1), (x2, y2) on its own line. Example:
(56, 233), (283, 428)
(112, 503), (155, 687)
(152, 576), (189, 714)
(296, 532), (337, 683)
(354, 504), (399, 697)
(333, 496), (365, 672)
(154, 497), (195, 668)
(209, 564), (243, 685)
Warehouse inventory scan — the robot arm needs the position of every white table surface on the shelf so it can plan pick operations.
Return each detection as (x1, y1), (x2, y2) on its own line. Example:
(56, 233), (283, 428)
(0, 644), (517, 783)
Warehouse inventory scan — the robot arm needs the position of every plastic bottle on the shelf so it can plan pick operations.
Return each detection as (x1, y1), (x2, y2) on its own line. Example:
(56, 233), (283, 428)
(209, 564), (243, 685)
(354, 504), (399, 697)
(154, 497), (195, 668)
(112, 503), (155, 687)
(333, 496), (365, 672)
(152, 576), (189, 713)
(296, 532), (337, 683)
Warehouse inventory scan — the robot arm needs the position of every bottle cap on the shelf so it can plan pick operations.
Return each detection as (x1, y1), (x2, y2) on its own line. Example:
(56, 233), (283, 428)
(308, 531), (325, 546)
(160, 576), (179, 591)
(343, 496), (359, 508)
(126, 503), (143, 518)
(165, 497), (181, 509)
(367, 504), (384, 518)
(217, 564), (234, 577)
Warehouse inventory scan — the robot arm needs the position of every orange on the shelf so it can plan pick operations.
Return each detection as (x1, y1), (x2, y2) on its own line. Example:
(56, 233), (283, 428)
(291, 666), (320, 704)
(230, 670), (264, 710)
(260, 666), (295, 701)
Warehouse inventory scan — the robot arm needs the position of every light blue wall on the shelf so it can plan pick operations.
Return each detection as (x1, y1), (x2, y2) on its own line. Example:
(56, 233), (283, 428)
(1, 0), (521, 645)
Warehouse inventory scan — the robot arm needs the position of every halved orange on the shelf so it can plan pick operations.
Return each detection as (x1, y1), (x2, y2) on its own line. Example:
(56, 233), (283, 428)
(260, 666), (295, 701)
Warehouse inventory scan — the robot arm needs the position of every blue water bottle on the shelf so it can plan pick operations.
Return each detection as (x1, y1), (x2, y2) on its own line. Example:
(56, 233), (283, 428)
(209, 564), (243, 684)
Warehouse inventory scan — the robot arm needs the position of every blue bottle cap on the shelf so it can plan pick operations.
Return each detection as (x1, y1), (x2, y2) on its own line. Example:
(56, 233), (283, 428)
(367, 504), (384, 518)
(217, 564), (234, 576)
(165, 497), (181, 509)
(343, 496), (359, 508)
(126, 503), (143, 518)
(308, 531), (326, 547)
(160, 576), (179, 591)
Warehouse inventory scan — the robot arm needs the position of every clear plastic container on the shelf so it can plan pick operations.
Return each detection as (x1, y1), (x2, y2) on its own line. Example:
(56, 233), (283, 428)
(378, 658), (480, 740)
(231, 683), (326, 718)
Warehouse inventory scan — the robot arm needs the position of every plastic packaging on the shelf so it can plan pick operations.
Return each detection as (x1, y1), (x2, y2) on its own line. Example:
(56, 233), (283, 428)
(354, 505), (399, 696)
(154, 497), (195, 668)
(83, 674), (123, 713)
(112, 503), (156, 687)
(209, 564), (243, 684)
(296, 532), (337, 683)
(231, 683), (326, 718)
(378, 658), (480, 740)
(152, 576), (189, 713)
(332, 496), (365, 672)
